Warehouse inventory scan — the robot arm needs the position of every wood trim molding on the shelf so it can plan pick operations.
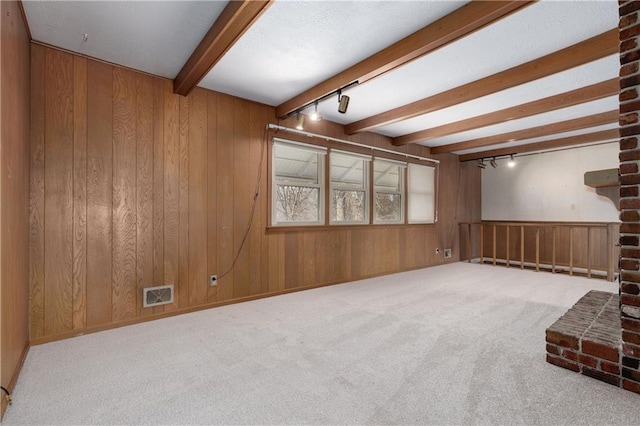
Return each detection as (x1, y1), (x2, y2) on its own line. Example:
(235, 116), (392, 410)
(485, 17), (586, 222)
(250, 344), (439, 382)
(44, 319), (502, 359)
(173, 0), (272, 96)
(0, 342), (29, 419)
(431, 109), (619, 154)
(458, 129), (620, 162)
(346, 29), (619, 135)
(17, 0), (32, 40)
(275, 1), (532, 118)
(394, 78), (619, 146)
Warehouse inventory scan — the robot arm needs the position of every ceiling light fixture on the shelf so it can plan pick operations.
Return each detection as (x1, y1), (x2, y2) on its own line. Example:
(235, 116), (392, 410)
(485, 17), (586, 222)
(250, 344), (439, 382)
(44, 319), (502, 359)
(295, 112), (304, 130)
(310, 102), (322, 122)
(477, 159), (486, 169)
(508, 155), (516, 168)
(490, 158), (497, 168)
(337, 89), (350, 114)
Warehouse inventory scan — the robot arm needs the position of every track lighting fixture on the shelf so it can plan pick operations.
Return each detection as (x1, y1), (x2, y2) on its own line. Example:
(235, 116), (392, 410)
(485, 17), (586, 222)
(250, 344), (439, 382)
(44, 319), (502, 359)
(477, 159), (486, 169)
(337, 89), (350, 114)
(295, 112), (304, 130)
(508, 154), (516, 168)
(310, 102), (322, 122)
(490, 157), (497, 168)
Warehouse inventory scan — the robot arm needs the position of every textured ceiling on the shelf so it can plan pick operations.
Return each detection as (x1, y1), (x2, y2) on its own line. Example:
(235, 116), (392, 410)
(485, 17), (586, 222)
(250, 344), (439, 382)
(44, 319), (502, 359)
(21, 0), (620, 158)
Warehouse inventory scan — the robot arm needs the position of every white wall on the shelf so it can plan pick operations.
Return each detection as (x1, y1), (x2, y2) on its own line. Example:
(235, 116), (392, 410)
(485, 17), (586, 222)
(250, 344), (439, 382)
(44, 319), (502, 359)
(482, 143), (619, 222)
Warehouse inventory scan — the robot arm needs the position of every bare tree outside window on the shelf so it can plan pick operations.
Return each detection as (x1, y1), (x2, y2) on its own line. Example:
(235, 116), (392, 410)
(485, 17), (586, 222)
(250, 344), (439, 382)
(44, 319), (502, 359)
(375, 192), (401, 221)
(332, 190), (365, 221)
(275, 185), (319, 222)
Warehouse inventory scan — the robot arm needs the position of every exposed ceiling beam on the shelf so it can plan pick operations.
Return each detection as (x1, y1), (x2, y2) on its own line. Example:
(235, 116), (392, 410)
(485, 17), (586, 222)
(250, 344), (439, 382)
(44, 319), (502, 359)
(174, 0), (272, 96)
(346, 29), (618, 135)
(458, 129), (620, 162)
(394, 78), (619, 146)
(275, 0), (533, 118)
(431, 109), (619, 154)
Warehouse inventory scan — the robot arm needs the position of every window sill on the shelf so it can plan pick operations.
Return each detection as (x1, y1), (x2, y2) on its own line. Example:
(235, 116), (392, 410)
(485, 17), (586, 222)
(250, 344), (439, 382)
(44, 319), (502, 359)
(266, 222), (435, 233)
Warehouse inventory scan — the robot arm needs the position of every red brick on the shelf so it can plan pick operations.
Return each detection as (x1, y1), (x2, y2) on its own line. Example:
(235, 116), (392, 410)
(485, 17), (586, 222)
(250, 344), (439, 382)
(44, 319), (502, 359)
(620, 125), (640, 137)
(546, 343), (560, 355)
(622, 379), (640, 393)
(623, 366), (640, 382)
(622, 355), (640, 369)
(620, 162), (638, 174)
(621, 74), (640, 90)
(582, 340), (620, 362)
(622, 282), (640, 295)
(546, 330), (579, 349)
(621, 24), (640, 41)
(621, 259), (640, 270)
(620, 186), (639, 198)
(621, 38), (639, 55)
(620, 174), (640, 185)
(620, 272), (640, 283)
(578, 353), (598, 368)
(622, 294), (640, 307)
(621, 112), (639, 126)
(582, 367), (621, 386)
(621, 235), (640, 246)
(563, 349), (579, 362)
(623, 330), (640, 345)
(620, 12), (638, 28)
(623, 343), (640, 358)
(620, 222), (640, 233)
(622, 317), (640, 333)
(621, 1), (640, 17)
(546, 354), (580, 372)
(620, 150), (640, 162)
(620, 137), (638, 150)
(601, 360), (621, 375)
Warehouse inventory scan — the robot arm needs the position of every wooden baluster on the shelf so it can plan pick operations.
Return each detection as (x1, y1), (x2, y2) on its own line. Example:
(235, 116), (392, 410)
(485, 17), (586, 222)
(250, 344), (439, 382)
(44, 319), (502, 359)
(492, 225), (497, 266)
(569, 227), (574, 276)
(506, 226), (510, 268)
(467, 223), (471, 263)
(480, 224), (484, 265)
(520, 225), (524, 270)
(587, 226), (592, 279)
(535, 226), (540, 272)
(552, 226), (556, 274)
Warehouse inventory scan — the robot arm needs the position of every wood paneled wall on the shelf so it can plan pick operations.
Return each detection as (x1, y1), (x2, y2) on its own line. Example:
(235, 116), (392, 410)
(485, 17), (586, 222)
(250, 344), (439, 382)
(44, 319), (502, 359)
(30, 44), (481, 343)
(1, 1), (30, 418)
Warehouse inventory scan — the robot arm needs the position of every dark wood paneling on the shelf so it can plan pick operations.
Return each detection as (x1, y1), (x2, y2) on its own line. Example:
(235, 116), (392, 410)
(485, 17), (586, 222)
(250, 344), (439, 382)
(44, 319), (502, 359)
(1, 1), (31, 418)
(30, 46), (481, 343)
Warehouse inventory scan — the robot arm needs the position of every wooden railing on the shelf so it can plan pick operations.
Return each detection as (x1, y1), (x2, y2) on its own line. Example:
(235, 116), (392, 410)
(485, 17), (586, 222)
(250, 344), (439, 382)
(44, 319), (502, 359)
(459, 221), (620, 281)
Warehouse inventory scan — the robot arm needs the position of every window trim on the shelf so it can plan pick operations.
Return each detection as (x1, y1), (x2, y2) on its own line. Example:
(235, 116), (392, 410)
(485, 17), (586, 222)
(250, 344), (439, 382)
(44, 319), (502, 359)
(373, 158), (406, 224)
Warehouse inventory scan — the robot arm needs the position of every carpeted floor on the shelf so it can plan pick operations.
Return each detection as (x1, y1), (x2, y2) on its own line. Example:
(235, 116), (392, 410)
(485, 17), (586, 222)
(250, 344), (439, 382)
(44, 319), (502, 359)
(2, 263), (638, 425)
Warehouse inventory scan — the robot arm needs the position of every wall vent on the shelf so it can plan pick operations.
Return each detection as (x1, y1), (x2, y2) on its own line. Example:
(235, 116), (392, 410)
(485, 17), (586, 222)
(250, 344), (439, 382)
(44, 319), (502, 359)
(143, 284), (174, 308)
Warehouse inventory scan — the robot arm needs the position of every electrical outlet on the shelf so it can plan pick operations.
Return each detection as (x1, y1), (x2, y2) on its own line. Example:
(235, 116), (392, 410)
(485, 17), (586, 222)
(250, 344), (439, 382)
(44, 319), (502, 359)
(435, 248), (440, 255)
(210, 275), (218, 286)
(444, 248), (452, 259)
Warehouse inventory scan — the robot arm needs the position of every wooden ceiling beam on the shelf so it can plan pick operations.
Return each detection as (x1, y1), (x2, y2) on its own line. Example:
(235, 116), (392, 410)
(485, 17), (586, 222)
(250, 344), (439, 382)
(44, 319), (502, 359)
(458, 129), (620, 162)
(346, 29), (619, 135)
(275, 0), (532, 118)
(393, 78), (619, 146)
(174, 0), (272, 96)
(431, 109), (619, 155)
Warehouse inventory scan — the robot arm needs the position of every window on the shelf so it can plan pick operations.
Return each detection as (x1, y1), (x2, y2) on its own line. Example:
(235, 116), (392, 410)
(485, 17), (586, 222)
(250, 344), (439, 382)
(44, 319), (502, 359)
(373, 158), (406, 223)
(407, 163), (436, 224)
(330, 150), (370, 224)
(272, 139), (326, 226)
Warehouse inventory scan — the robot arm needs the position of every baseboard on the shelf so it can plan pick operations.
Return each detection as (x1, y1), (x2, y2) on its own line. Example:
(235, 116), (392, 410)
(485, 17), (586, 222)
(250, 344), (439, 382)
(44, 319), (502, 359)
(0, 341), (30, 420)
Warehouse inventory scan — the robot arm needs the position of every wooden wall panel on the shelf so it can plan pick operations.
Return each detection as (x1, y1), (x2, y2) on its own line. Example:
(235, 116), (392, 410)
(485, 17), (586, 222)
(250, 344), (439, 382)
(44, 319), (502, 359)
(43, 48), (74, 335)
(30, 46), (481, 343)
(86, 60), (113, 327)
(1, 1), (31, 418)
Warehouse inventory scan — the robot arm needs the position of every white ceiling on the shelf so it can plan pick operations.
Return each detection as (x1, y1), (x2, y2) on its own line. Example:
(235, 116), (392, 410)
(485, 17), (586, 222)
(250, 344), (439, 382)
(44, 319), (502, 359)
(22, 0), (620, 158)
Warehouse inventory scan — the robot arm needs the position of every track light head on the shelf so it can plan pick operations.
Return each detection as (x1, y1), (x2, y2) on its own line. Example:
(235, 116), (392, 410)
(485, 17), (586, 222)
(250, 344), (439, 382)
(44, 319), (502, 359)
(477, 159), (486, 169)
(490, 158), (497, 168)
(508, 154), (516, 168)
(338, 92), (350, 114)
(295, 112), (304, 130)
(310, 102), (322, 121)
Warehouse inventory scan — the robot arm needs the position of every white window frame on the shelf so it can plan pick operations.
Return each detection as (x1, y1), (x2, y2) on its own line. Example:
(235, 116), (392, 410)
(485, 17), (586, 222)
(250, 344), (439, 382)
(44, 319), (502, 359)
(271, 139), (326, 226)
(329, 149), (371, 225)
(407, 162), (436, 224)
(373, 158), (406, 224)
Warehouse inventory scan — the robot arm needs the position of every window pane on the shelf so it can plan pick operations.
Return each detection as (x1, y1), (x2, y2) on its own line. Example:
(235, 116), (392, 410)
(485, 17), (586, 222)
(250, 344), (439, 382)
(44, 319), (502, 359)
(275, 185), (319, 222)
(331, 190), (365, 222)
(375, 193), (402, 222)
(407, 163), (435, 223)
(275, 144), (319, 185)
(331, 153), (365, 188)
(374, 162), (401, 192)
